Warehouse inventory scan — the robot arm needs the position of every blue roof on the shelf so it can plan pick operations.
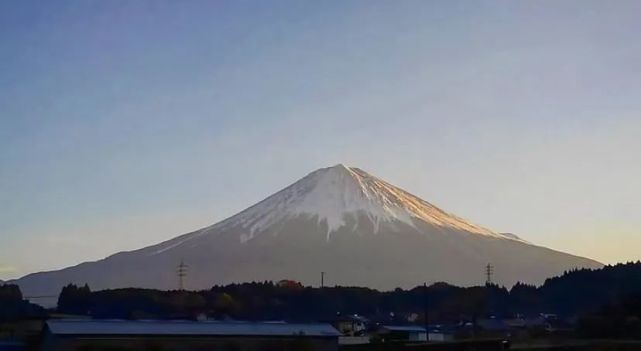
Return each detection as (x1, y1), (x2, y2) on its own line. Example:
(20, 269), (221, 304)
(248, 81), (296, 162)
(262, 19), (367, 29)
(46, 320), (340, 337)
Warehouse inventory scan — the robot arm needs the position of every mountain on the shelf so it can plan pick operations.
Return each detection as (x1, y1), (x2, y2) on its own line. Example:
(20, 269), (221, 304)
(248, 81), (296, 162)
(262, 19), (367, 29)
(13, 164), (602, 300)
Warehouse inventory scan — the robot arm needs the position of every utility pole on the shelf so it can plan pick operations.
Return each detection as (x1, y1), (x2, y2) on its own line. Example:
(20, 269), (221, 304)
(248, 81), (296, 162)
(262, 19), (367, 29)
(485, 263), (494, 286)
(320, 271), (325, 288)
(423, 282), (430, 343)
(177, 259), (188, 290)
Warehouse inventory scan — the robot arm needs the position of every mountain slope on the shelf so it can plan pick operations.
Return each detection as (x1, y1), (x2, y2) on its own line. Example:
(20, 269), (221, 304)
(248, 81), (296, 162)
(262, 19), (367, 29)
(13, 164), (602, 299)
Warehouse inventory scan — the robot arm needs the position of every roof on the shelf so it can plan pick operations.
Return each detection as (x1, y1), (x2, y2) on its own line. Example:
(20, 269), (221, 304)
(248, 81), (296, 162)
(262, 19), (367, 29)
(381, 325), (426, 333)
(46, 320), (340, 337)
(477, 318), (509, 331)
(427, 324), (457, 334)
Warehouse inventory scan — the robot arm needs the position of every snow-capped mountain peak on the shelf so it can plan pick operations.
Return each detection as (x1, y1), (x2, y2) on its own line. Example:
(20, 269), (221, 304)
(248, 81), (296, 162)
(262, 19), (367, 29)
(12, 164), (602, 296)
(209, 164), (506, 242)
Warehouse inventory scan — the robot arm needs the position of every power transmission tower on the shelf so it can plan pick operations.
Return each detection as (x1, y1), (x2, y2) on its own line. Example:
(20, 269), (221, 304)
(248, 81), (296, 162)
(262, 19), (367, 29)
(177, 259), (188, 290)
(485, 263), (494, 286)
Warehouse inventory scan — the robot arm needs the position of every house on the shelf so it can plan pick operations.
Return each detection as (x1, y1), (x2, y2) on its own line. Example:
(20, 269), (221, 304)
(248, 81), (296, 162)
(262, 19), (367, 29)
(504, 314), (576, 335)
(477, 318), (509, 333)
(377, 325), (455, 343)
(329, 315), (368, 336)
(326, 314), (370, 346)
(42, 319), (340, 351)
(378, 325), (427, 342)
(426, 325), (455, 342)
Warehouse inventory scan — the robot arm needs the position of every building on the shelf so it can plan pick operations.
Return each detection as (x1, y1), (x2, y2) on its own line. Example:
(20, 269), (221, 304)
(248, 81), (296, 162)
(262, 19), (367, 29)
(426, 325), (455, 342)
(328, 315), (368, 336)
(378, 326), (427, 342)
(42, 320), (340, 351)
(325, 314), (370, 346)
(377, 325), (455, 343)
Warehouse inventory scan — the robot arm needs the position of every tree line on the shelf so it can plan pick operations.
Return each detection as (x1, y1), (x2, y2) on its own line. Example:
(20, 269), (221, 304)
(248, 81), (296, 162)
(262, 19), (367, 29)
(0, 284), (46, 321)
(52, 262), (641, 325)
(2, 262), (641, 338)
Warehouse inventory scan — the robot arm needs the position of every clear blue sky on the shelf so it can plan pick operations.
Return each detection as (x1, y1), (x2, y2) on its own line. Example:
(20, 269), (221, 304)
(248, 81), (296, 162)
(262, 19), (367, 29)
(2, 1), (640, 280)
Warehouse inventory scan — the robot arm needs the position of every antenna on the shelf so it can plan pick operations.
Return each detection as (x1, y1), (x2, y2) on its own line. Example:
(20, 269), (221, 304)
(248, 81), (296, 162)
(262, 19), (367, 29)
(320, 271), (325, 288)
(485, 263), (494, 286)
(177, 259), (188, 290)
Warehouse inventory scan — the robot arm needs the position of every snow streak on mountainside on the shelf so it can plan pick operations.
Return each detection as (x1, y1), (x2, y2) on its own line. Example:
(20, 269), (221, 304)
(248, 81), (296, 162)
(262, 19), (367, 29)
(181, 164), (515, 245)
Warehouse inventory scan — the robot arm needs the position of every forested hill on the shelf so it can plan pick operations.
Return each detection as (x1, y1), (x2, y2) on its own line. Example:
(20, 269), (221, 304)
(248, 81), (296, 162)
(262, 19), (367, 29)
(540, 261), (641, 315)
(49, 262), (641, 322)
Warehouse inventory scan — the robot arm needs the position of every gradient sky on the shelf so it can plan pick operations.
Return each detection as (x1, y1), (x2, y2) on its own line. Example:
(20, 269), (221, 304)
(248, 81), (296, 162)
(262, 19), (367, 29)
(1, 1), (640, 280)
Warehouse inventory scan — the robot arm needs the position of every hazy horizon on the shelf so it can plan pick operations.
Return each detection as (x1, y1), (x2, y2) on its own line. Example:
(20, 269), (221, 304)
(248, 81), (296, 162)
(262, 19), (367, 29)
(2, 1), (641, 280)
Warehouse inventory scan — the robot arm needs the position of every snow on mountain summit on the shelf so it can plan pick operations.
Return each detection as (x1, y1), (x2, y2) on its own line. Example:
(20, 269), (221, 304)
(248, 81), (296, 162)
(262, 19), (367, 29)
(207, 164), (507, 242)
